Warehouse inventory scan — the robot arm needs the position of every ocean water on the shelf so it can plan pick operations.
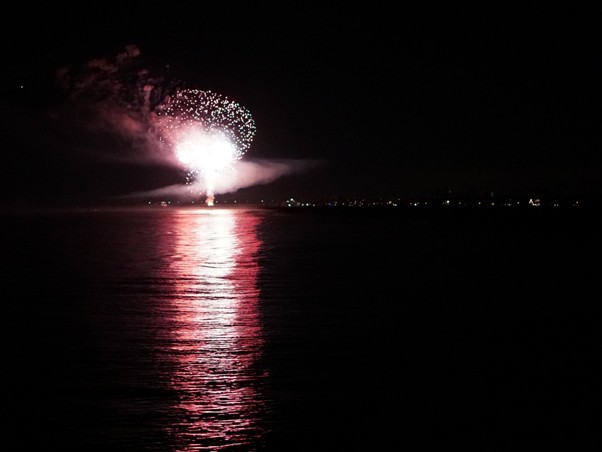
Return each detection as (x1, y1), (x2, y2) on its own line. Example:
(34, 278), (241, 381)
(1, 205), (600, 450)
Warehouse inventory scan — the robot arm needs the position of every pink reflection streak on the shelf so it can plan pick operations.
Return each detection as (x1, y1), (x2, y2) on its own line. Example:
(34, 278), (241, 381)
(166, 208), (265, 449)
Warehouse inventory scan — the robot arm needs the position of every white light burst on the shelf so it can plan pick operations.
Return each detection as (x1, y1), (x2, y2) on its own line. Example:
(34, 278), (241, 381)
(156, 89), (256, 205)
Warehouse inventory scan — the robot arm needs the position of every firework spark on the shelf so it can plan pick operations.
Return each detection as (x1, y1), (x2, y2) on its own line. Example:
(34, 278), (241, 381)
(156, 89), (256, 205)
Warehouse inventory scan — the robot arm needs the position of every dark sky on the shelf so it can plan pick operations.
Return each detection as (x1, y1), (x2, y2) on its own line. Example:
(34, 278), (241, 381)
(1, 6), (601, 206)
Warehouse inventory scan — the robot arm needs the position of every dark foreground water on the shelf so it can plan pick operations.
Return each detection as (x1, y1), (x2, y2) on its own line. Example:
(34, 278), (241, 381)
(1, 205), (600, 450)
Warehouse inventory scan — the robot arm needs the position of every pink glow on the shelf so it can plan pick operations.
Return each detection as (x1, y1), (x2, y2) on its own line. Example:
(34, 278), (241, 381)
(163, 208), (266, 448)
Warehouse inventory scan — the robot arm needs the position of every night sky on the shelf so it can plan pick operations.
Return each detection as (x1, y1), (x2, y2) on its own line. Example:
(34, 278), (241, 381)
(2, 7), (601, 206)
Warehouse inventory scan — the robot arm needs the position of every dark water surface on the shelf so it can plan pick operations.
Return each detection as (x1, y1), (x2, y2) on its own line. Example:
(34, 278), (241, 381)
(2, 206), (600, 450)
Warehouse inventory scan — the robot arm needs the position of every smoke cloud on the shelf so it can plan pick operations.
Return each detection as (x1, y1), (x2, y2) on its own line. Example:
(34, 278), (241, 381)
(46, 45), (321, 198)
(120, 158), (324, 201)
(50, 44), (177, 166)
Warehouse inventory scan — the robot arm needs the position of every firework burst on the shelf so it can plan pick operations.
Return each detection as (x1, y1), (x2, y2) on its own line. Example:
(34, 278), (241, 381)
(156, 89), (256, 205)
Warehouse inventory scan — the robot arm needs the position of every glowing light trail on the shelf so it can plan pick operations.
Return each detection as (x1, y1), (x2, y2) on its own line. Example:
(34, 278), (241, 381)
(156, 89), (256, 205)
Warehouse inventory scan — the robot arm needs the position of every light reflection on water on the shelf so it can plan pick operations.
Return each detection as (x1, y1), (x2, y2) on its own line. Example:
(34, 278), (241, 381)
(162, 208), (266, 450)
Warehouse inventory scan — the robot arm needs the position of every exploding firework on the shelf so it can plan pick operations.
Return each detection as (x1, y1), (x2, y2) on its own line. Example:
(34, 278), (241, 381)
(156, 89), (256, 205)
